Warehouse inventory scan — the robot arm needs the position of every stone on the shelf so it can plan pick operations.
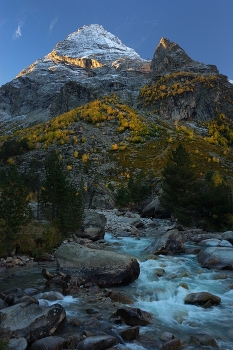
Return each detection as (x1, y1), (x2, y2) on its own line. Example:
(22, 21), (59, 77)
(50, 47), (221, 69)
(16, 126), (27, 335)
(80, 211), (107, 241)
(0, 302), (66, 344)
(160, 332), (174, 342)
(163, 338), (181, 350)
(114, 307), (152, 326)
(184, 292), (221, 307)
(199, 238), (221, 247)
(221, 230), (233, 244)
(145, 229), (184, 255)
(119, 326), (139, 341)
(197, 247), (233, 270)
(77, 335), (118, 350)
(141, 197), (170, 218)
(55, 243), (140, 287)
(7, 337), (27, 350)
(30, 336), (66, 350)
(106, 291), (134, 304)
(190, 333), (219, 348)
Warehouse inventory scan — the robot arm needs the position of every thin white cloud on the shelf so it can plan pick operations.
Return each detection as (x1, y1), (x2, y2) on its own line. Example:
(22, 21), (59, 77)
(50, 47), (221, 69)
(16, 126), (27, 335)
(49, 17), (58, 34)
(13, 22), (24, 39)
(229, 80), (233, 84)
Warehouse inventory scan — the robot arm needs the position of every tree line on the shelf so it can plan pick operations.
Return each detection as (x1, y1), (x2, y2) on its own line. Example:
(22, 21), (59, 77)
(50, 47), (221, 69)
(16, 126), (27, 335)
(0, 151), (84, 257)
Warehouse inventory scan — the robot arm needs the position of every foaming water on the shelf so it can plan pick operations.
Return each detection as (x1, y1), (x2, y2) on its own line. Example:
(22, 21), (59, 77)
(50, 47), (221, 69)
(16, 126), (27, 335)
(105, 233), (233, 349)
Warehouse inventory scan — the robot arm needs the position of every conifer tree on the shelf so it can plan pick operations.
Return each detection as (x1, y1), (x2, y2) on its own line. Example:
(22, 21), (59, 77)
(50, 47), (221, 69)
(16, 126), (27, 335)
(41, 151), (83, 234)
(160, 143), (196, 224)
(0, 166), (29, 253)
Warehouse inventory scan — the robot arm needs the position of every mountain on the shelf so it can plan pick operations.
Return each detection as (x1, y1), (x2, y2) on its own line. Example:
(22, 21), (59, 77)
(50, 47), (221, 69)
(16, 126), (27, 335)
(1, 25), (233, 196)
(0, 24), (150, 133)
(138, 37), (233, 122)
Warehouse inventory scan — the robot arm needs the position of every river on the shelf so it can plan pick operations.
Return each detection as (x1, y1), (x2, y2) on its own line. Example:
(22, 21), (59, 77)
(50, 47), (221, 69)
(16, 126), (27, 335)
(1, 227), (233, 349)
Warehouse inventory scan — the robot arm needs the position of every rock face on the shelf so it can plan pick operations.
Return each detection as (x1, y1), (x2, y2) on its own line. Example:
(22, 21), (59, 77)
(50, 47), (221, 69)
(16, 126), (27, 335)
(55, 243), (140, 287)
(0, 24), (150, 132)
(139, 37), (233, 122)
(197, 247), (233, 270)
(145, 228), (184, 255)
(0, 302), (66, 344)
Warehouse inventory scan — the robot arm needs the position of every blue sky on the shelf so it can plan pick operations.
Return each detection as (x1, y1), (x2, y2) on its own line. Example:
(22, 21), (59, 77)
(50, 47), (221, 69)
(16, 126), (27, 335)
(0, 0), (233, 87)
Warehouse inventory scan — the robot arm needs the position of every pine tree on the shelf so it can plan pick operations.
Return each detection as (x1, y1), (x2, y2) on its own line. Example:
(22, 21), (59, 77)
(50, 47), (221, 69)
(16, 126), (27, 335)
(0, 166), (29, 253)
(160, 144), (196, 224)
(197, 172), (233, 230)
(41, 151), (83, 234)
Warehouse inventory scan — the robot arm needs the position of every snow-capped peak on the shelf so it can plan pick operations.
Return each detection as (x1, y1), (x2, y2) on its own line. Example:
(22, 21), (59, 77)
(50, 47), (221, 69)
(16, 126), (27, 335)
(51, 24), (141, 64)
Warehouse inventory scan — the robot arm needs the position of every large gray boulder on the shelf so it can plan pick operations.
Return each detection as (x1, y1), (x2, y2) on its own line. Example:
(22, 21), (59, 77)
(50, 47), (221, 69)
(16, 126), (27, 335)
(79, 211), (107, 241)
(55, 243), (140, 287)
(145, 229), (184, 255)
(0, 302), (66, 344)
(197, 247), (233, 270)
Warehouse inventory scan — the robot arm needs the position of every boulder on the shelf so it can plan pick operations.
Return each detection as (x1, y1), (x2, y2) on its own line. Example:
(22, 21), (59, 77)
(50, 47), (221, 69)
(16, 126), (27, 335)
(145, 229), (184, 255)
(197, 247), (233, 270)
(77, 335), (118, 350)
(114, 307), (152, 326)
(7, 337), (27, 350)
(106, 290), (134, 304)
(141, 197), (169, 218)
(221, 230), (233, 244)
(199, 238), (232, 247)
(79, 211), (107, 241)
(199, 239), (221, 247)
(118, 326), (139, 341)
(55, 243), (140, 287)
(163, 338), (181, 350)
(30, 336), (66, 350)
(184, 292), (221, 307)
(190, 333), (219, 348)
(0, 302), (66, 344)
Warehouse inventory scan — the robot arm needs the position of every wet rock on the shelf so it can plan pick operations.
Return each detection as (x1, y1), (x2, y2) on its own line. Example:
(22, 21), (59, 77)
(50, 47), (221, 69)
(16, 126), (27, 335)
(221, 230), (233, 244)
(55, 243), (140, 287)
(114, 307), (152, 326)
(155, 268), (165, 277)
(199, 238), (221, 247)
(184, 247), (201, 255)
(163, 338), (181, 350)
(179, 283), (189, 290)
(0, 303), (66, 344)
(7, 337), (27, 350)
(24, 288), (38, 296)
(118, 326), (139, 341)
(160, 332), (175, 342)
(106, 290), (134, 304)
(184, 292), (221, 307)
(197, 247), (233, 270)
(190, 333), (219, 348)
(145, 229), (184, 255)
(77, 335), (118, 350)
(30, 336), (66, 350)
(80, 211), (107, 241)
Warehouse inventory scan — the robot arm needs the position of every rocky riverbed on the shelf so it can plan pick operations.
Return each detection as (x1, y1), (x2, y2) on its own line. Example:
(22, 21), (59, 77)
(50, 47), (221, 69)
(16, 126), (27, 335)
(1, 209), (233, 350)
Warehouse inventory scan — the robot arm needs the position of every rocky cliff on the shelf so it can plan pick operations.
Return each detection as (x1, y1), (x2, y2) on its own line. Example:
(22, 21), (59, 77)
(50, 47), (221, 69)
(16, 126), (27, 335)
(138, 37), (233, 122)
